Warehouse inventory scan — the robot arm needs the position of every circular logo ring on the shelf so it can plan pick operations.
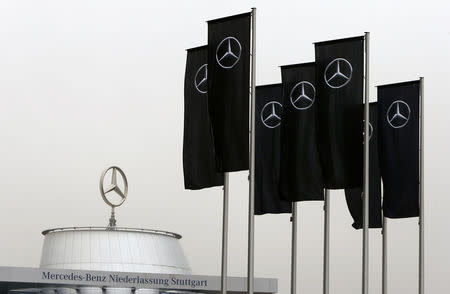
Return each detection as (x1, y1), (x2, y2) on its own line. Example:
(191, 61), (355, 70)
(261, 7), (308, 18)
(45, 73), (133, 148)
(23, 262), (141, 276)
(194, 64), (208, 94)
(386, 100), (411, 129)
(368, 122), (374, 140)
(216, 36), (242, 69)
(289, 81), (316, 110)
(99, 166), (128, 208)
(361, 121), (374, 141)
(324, 58), (353, 89)
(260, 101), (282, 129)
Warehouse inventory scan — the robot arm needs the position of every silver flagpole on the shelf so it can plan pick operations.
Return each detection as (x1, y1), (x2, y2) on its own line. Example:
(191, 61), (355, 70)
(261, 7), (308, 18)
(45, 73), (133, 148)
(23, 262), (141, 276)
(419, 76), (425, 294)
(323, 189), (330, 294)
(291, 202), (298, 294)
(247, 7), (256, 294)
(221, 173), (230, 294)
(362, 31), (371, 294)
(382, 216), (387, 294)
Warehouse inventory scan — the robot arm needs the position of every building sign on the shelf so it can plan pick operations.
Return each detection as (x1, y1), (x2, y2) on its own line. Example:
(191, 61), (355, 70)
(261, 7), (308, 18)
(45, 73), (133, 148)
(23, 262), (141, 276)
(0, 266), (277, 293)
(41, 271), (208, 289)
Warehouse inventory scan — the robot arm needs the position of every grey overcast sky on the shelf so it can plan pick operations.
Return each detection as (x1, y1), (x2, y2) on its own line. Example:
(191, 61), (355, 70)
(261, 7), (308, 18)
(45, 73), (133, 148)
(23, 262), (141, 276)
(0, 1), (449, 293)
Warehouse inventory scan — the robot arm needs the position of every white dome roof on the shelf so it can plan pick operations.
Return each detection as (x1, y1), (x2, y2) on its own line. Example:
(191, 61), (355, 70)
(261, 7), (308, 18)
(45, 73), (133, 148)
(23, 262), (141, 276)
(39, 227), (191, 275)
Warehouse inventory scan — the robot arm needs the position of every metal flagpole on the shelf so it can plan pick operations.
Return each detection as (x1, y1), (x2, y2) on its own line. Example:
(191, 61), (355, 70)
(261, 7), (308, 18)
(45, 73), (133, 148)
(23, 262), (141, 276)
(362, 31), (371, 294)
(221, 173), (230, 294)
(291, 202), (298, 294)
(419, 76), (425, 294)
(323, 189), (330, 294)
(247, 7), (256, 294)
(382, 216), (387, 294)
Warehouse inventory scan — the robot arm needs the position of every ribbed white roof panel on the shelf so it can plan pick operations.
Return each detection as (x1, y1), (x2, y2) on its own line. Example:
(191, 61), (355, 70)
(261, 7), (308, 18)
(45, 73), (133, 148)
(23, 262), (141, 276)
(77, 287), (103, 294)
(39, 227), (191, 275)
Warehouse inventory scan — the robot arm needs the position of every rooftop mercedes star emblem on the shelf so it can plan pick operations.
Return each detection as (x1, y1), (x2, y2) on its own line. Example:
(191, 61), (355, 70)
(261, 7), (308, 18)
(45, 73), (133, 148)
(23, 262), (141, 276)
(100, 166), (128, 208)
(324, 58), (353, 89)
(216, 36), (242, 69)
(290, 81), (315, 110)
(194, 64), (208, 94)
(387, 100), (410, 128)
(261, 101), (282, 129)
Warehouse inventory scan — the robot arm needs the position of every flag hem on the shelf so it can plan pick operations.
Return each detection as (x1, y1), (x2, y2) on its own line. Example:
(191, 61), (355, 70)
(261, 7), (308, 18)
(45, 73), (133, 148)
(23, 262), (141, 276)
(207, 12), (252, 24)
(314, 35), (364, 45)
(186, 45), (208, 52)
(376, 80), (420, 88)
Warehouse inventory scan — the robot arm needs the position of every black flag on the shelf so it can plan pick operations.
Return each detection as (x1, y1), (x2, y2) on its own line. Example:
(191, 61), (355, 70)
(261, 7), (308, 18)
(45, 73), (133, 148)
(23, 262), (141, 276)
(279, 63), (324, 201)
(378, 81), (420, 218)
(315, 36), (364, 189)
(207, 12), (251, 172)
(255, 84), (292, 215)
(345, 103), (382, 229)
(183, 46), (223, 189)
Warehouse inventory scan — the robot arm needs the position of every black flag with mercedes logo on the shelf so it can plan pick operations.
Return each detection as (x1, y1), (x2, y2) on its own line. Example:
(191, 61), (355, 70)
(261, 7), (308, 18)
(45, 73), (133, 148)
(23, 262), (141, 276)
(279, 63), (324, 202)
(315, 36), (364, 189)
(183, 46), (224, 189)
(207, 12), (251, 172)
(255, 84), (292, 215)
(378, 81), (420, 218)
(345, 103), (382, 229)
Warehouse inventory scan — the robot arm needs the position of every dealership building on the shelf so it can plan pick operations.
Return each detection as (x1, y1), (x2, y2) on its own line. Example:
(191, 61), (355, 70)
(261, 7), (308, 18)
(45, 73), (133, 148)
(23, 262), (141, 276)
(0, 167), (277, 294)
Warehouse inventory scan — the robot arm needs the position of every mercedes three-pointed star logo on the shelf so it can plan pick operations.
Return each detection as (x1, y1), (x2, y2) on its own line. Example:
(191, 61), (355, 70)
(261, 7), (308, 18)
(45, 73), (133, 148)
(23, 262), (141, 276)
(99, 166), (128, 208)
(289, 81), (316, 110)
(324, 58), (353, 89)
(386, 100), (410, 128)
(216, 36), (242, 69)
(260, 101), (282, 129)
(194, 64), (208, 94)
